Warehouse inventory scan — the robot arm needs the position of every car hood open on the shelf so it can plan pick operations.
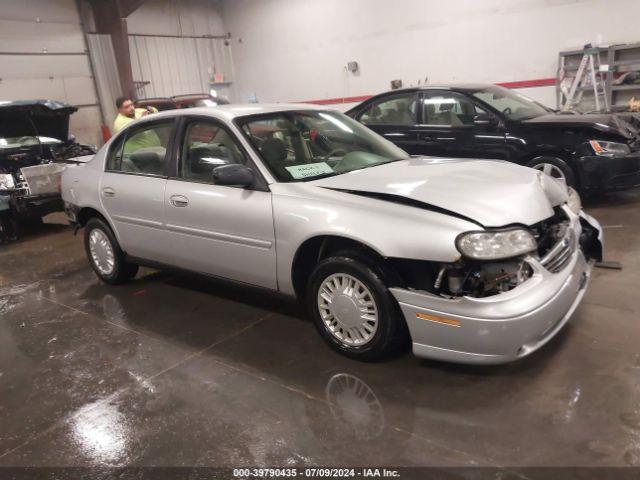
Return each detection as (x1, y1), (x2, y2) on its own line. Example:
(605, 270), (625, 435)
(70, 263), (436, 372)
(0, 100), (77, 141)
(310, 157), (565, 227)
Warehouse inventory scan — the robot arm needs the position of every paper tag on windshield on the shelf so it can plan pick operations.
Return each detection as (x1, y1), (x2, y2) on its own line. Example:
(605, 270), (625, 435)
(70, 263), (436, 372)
(285, 162), (333, 179)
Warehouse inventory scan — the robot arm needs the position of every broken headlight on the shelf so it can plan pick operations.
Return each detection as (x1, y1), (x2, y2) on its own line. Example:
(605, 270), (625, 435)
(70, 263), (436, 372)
(0, 173), (15, 190)
(456, 228), (537, 260)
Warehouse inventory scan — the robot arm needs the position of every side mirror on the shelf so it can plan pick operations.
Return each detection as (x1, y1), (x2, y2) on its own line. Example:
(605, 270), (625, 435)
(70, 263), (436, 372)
(212, 164), (254, 188)
(473, 113), (498, 128)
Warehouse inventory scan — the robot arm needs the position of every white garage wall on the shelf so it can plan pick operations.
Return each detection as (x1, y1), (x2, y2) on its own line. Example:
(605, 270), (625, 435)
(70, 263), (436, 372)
(221, 0), (640, 110)
(0, 0), (102, 146)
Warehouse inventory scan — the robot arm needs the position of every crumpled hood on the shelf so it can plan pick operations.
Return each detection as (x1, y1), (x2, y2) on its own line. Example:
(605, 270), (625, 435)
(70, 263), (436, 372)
(523, 112), (639, 139)
(309, 157), (566, 227)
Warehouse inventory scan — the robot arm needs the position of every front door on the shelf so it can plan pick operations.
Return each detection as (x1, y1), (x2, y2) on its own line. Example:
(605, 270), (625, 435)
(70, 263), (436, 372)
(100, 119), (175, 261)
(418, 90), (507, 159)
(163, 118), (277, 289)
(355, 91), (423, 155)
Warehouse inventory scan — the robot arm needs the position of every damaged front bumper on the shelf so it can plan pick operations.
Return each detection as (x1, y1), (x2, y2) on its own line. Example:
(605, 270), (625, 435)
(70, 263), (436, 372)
(390, 209), (603, 365)
(1, 163), (66, 219)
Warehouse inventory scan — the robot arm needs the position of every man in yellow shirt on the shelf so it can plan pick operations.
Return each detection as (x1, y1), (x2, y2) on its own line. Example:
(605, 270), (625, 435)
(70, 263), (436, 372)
(113, 96), (156, 133)
(113, 96), (160, 153)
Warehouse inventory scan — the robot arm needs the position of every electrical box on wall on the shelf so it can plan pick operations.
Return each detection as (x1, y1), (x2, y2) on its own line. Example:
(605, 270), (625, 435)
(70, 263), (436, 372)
(390, 79), (402, 89)
(346, 61), (359, 74)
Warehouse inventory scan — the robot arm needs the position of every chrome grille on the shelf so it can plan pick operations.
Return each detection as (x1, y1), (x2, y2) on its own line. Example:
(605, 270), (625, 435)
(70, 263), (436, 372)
(540, 226), (575, 273)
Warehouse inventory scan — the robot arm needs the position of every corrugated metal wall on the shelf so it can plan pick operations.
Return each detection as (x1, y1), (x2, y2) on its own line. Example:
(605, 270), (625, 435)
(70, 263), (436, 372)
(86, 34), (122, 126)
(128, 35), (233, 100)
(0, 0), (102, 146)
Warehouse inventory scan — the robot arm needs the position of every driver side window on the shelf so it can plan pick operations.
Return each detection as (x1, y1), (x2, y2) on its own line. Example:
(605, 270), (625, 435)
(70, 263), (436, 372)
(180, 121), (248, 183)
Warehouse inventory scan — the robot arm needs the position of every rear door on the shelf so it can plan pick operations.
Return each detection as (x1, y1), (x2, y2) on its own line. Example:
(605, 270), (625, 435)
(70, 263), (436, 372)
(100, 118), (176, 262)
(163, 116), (277, 289)
(419, 90), (507, 159)
(354, 91), (423, 155)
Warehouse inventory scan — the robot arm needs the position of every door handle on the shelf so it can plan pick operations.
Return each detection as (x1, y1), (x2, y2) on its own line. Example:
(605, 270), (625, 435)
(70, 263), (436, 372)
(170, 195), (189, 207)
(102, 187), (115, 197)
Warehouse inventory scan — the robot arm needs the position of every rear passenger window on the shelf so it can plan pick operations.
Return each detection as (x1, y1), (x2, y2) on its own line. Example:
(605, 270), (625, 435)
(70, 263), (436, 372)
(358, 93), (417, 126)
(106, 121), (173, 176)
(180, 121), (248, 183)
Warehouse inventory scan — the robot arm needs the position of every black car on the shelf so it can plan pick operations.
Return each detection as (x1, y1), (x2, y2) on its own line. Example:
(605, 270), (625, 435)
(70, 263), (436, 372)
(345, 84), (640, 194)
(0, 100), (96, 241)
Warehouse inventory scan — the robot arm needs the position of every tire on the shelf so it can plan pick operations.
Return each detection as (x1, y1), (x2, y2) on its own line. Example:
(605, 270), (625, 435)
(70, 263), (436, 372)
(526, 156), (578, 189)
(307, 251), (408, 361)
(84, 217), (138, 285)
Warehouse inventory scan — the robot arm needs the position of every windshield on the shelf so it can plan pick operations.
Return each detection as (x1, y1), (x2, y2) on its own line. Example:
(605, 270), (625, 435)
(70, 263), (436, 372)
(472, 86), (550, 121)
(237, 110), (409, 182)
(0, 136), (61, 149)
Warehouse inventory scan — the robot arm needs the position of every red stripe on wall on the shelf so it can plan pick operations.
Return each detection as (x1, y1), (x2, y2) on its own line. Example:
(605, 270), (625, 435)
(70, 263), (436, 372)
(495, 77), (556, 88)
(298, 77), (557, 106)
(299, 94), (374, 105)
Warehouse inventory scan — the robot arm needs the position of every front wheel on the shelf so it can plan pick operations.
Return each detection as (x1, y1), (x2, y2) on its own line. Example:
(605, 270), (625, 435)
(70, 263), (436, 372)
(307, 253), (408, 361)
(527, 156), (578, 189)
(84, 217), (138, 284)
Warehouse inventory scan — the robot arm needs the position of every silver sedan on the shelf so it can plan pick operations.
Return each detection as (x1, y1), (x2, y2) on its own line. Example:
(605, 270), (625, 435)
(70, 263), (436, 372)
(62, 104), (603, 364)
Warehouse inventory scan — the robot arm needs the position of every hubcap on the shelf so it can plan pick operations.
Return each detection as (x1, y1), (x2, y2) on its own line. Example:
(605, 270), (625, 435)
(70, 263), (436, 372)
(89, 229), (115, 276)
(317, 273), (379, 346)
(532, 163), (566, 183)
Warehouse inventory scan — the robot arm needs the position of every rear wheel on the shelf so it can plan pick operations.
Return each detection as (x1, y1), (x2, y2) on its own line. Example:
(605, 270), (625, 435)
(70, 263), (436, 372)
(527, 156), (578, 189)
(307, 252), (408, 361)
(84, 217), (138, 284)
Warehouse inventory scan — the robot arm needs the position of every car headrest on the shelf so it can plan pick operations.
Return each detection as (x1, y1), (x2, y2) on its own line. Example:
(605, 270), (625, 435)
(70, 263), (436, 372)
(129, 150), (164, 175)
(260, 137), (287, 165)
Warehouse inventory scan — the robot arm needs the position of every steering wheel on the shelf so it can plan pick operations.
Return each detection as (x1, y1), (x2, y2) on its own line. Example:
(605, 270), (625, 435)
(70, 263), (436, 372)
(502, 107), (512, 116)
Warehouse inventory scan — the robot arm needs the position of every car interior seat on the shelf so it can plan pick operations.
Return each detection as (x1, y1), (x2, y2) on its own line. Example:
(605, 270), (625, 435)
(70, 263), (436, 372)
(129, 147), (166, 175)
(259, 137), (291, 179)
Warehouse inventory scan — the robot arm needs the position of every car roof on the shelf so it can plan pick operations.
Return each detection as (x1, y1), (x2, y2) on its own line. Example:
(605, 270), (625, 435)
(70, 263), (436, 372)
(388, 83), (497, 93)
(139, 103), (329, 122)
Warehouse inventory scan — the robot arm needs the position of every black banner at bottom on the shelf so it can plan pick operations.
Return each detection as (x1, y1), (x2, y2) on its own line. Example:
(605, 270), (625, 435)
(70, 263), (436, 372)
(0, 467), (639, 480)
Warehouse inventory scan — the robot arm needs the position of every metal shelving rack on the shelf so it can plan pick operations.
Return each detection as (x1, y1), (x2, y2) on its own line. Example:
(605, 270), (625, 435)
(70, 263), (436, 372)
(557, 42), (640, 112)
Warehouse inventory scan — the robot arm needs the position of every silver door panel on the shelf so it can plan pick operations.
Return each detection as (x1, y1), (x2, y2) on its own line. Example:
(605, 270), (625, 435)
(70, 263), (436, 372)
(99, 172), (171, 260)
(164, 180), (277, 289)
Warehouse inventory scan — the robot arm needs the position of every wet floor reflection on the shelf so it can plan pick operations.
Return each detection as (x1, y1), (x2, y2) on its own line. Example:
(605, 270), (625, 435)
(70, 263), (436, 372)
(70, 397), (131, 466)
(325, 373), (384, 441)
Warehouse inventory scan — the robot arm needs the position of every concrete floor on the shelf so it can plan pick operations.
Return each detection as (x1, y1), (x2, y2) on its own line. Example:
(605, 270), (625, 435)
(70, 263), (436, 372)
(0, 191), (639, 469)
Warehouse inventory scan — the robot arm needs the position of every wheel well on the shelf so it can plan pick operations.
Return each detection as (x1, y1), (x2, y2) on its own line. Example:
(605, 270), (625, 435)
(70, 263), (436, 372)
(291, 236), (393, 300)
(77, 207), (108, 228)
(523, 151), (579, 188)
(522, 150), (570, 166)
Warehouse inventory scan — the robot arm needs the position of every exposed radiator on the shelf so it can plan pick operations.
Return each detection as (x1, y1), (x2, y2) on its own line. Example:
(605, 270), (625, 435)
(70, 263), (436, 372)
(19, 163), (66, 196)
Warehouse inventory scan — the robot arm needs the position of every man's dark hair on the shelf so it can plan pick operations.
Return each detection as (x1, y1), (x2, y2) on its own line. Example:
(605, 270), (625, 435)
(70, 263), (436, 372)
(115, 96), (131, 109)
